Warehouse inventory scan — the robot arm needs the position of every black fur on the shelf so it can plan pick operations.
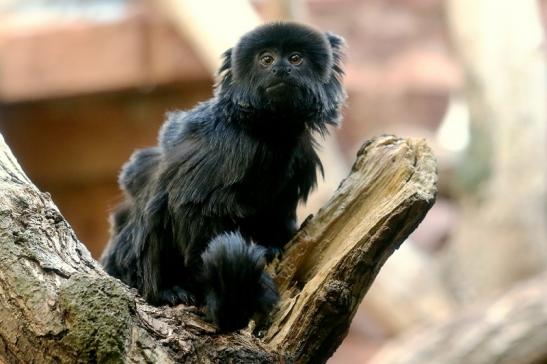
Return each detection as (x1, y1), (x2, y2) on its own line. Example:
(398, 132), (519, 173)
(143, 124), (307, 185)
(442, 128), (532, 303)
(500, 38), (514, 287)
(100, 22), (346, 332)
(201, 232), (278, 331)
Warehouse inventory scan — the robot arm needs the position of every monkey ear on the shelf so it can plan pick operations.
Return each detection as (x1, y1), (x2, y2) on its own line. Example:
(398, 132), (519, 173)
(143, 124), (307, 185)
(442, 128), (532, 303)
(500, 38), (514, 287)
(326, 32), (345, 51)
(325, 32), (346, 76)
(218, 48), (233, 75)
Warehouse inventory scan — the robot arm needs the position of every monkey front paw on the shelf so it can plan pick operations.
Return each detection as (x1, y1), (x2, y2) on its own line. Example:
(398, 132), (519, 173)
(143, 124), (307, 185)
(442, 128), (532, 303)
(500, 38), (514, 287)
(158, 286), (196, 306)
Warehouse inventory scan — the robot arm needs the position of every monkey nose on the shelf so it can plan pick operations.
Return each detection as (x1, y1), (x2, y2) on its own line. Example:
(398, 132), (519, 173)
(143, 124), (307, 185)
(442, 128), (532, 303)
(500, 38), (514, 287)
(272, 66), (291, 75)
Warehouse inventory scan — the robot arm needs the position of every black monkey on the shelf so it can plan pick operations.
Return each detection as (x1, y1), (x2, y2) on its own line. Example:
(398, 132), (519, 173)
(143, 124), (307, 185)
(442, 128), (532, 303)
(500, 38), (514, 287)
(100, 22), (346, 332)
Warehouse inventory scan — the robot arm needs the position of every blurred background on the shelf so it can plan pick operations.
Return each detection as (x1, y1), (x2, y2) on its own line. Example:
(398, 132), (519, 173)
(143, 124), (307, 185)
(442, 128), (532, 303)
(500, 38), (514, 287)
(1, 0), (546, 363)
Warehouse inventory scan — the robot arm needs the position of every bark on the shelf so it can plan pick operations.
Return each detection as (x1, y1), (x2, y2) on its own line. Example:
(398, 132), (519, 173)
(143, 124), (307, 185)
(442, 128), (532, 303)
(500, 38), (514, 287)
(369, 273), (547, 364)
(0, 133), (436, 363)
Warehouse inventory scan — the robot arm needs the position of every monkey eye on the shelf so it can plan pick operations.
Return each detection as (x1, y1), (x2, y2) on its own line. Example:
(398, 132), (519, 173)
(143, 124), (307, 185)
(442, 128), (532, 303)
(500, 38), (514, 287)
(288, 53), (303, 65)
(259, 54), (275, 66)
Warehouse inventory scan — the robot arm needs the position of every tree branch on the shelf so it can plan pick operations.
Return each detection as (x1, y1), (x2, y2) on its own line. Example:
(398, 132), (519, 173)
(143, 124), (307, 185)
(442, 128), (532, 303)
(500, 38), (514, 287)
(266, 136), (437, 363)
(369, 272), (547, 364)
(0, 133), (436, 363)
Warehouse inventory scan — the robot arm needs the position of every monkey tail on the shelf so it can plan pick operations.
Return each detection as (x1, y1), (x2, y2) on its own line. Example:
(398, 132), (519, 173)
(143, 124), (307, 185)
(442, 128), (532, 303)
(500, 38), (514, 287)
(200, 232), (279, 332)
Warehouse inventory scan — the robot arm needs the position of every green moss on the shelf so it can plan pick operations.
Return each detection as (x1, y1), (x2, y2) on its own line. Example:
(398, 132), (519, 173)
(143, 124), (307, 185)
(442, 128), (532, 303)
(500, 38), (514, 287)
(59, 275), (134, 363)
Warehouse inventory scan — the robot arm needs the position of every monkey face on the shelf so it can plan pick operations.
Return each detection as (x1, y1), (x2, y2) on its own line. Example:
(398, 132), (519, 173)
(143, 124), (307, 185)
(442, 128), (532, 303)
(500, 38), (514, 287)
(217, 22), (346, 127)
(252, 49), (319, 105)
(230, 23), (334, 109)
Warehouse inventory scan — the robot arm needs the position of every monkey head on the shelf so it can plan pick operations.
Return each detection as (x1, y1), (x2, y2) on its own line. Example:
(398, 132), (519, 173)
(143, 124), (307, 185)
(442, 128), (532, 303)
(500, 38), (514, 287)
(217, 22), (346, 131)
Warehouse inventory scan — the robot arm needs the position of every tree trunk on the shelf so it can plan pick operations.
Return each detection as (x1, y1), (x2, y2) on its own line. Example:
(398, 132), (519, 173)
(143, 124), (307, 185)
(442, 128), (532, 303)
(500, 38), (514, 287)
(369, 273), (547, 364)
(444, 0), (547, 303)
(0, 133), (436, 363)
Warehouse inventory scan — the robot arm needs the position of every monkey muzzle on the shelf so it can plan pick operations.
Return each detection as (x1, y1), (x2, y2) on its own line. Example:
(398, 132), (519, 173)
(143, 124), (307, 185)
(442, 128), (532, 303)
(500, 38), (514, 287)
(265, 82), (287, 93)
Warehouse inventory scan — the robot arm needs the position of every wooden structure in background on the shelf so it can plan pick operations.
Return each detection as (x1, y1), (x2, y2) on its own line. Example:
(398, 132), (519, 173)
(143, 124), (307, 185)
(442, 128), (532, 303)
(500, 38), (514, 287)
(150, 0), (261, 72)
(0, 4), (209, 102)
(0, 86), (212, 257)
